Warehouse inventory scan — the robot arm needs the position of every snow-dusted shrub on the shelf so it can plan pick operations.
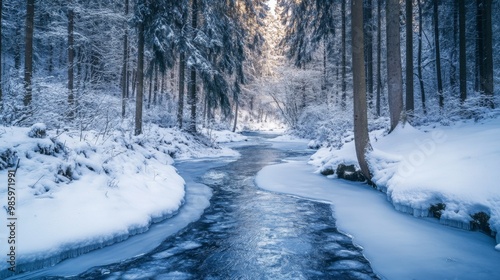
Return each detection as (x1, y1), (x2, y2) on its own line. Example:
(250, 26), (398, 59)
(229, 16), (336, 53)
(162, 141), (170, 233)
(28, 123), (47, 138)
(0, 148), (18, 170)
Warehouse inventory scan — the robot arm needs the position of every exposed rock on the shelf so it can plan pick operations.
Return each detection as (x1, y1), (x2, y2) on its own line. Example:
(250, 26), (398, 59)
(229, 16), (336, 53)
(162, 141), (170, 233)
(471, 212), (492, 235)
(336, 164), (366, 182)
(429, 203), (446, 219)
(320, 166), (334, 176)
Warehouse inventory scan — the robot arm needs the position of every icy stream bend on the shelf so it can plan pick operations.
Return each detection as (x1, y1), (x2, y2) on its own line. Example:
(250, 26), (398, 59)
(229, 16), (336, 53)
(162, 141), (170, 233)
(58, 142), (378, 279)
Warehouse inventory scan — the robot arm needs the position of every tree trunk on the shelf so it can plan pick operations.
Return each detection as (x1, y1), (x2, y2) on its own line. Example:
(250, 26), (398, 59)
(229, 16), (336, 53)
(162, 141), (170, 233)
(121, 0), (129, 118)
(405, 0), (414, 115)
(459, 0), (466, 103)
(0, 0), (3, 108)
(233, 99), (239, 132)
(153, 64), (159, 105)
(376, 0), (382, 116)
(386, 0), (404, 131)
(68, 2), (75, 119)
(352, 0), (372, 180)
(449, 0), (458, 93)
(433, 0), (443, 108)
(341, 0), (347, 110)
(24, 0), (35, 107)
(482, 0), (494, 108)
(475, 0), (484, 93)
(364, 0), (373, 109)
(148, 70), (153, 109)
(177, 52), (185, 128)
(135, 21), (144, 136)
(417, 0), (426, 114)
(188, 0), (198, 133)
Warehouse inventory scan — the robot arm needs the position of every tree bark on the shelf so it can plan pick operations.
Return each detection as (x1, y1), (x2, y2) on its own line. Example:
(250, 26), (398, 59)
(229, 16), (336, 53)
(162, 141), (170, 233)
(24, 0), (35, 107)
(341, 0), (347, 110)
(68, 2), (75, 119)
(417, 0), (426, 114)
(376, 0), (382, 116)
(364, 0), (373, 109)
(135, 21), (145, 136)
(475, 0), (484, 93)
(405, 0), (414, 115)
(352, 0), (372, 180)
(386, 0), (404, 131)
(121, 0), (129, 118)
(188, 0), (198, 133)
(433, 0), (443, 108)
(177, 52), (185, 128)
(0, 0), (3, 108)
(459, 0), (466, 103)
(482, 0), (494, 108)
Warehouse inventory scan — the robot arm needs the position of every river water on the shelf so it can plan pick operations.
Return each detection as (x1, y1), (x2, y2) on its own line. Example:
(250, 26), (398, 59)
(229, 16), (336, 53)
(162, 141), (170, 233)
(62, 137), (379, 280)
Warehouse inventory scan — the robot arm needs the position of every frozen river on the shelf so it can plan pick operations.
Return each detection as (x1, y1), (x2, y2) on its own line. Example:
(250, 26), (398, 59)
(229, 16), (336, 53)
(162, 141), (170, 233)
(64, 139), (378, 279)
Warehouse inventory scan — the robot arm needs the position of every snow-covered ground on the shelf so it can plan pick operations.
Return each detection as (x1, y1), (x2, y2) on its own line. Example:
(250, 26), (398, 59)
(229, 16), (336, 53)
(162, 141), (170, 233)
(309, 116), (500, 249)
(0, 124), (238, 278)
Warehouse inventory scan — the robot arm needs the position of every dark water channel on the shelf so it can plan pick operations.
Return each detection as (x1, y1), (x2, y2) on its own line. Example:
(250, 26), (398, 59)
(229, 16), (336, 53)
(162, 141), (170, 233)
(69, 141), (379, 280)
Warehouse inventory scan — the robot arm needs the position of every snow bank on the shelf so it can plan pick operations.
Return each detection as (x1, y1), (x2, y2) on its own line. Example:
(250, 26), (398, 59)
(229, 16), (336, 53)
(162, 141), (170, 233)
(0, 124), (233, 277)
(200, 128), (248, 143)
(310, 117), (500, 248)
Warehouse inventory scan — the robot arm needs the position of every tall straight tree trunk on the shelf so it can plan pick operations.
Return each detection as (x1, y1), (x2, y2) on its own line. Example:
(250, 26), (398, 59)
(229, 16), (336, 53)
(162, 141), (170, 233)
(459, 0), (466, 103)
(67, 2), (75, 119)
(376, 0), (382, 116)
(24, 0), (35, 107)
(188, 0), (198, 133)
(450, 1), (458, 93)
(121, 0), (129, 117)
(417, 0), (426, 114)
(177, 52), (185, 128)
(482, 0), (494, 108)
(364, 0), (373, 109)
(405, 0), (414, 115)
(475, 0), (484, 93)
(135, 21), (144, 136)
(386, 0), (404, 131)
(341, 0), (347, 109)
(0, 0), (3, 108)
(148, 71), (153, 109)
(433, 0), (444, 108)
(153, 64), (159, 105)
(352, 0), (372, 180)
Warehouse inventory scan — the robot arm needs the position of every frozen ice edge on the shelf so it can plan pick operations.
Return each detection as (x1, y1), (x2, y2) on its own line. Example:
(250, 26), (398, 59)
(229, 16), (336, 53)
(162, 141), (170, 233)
(378, 185), (498, 247)
(0, 201), (184, 279)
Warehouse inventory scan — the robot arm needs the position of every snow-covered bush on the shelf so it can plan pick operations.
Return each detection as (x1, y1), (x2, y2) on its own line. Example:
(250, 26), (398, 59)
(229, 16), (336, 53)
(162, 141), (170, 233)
(28, 123), (47, 138)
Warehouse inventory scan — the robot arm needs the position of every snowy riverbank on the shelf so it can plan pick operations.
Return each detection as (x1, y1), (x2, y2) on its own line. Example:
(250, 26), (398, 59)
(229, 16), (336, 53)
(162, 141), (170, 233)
(255, 159), (500, 279)
(0, 124), (238, 278)
(309, 116), (500, 249)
